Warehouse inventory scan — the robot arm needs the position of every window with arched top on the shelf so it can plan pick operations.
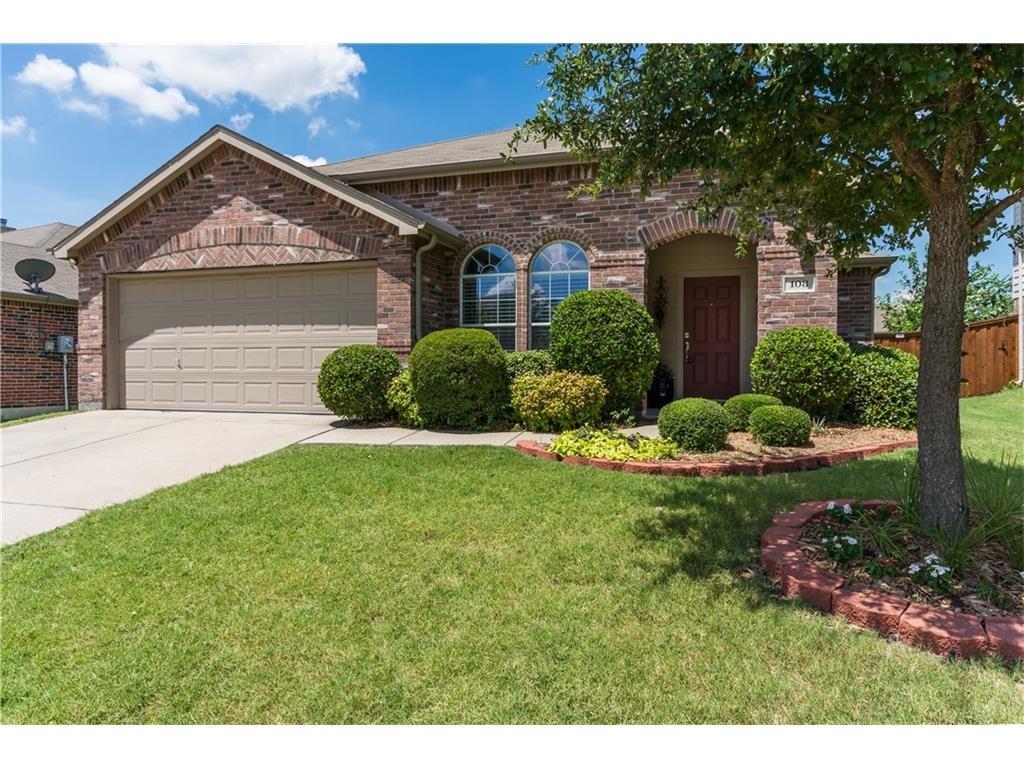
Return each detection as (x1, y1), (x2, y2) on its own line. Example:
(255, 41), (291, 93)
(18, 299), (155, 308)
(460, 245), (517, 351)
(529, 241), (589, 349)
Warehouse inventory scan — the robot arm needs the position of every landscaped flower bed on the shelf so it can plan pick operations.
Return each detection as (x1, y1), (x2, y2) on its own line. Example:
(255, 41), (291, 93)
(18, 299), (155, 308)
(516, 424), (917, 476)
(761, 500), (1024, 661)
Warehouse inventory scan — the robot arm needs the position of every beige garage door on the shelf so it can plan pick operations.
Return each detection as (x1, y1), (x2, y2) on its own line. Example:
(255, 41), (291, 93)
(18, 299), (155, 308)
(117, 264), (376, 413)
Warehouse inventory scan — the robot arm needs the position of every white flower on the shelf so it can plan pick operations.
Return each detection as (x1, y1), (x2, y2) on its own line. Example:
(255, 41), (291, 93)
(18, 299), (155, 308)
(820, 538), (829, 545)
(908, 563), (921, 574)
(923, 553), (940, 564)
(842, 536), (858, 545)
(842, 504), (853, 516)
(1019, 571), (1024, 581)
(827, 502), (836, 511)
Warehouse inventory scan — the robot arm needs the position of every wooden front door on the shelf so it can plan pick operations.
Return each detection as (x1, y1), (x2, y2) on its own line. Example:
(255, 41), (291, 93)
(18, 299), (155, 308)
(682, 276), (741, 400)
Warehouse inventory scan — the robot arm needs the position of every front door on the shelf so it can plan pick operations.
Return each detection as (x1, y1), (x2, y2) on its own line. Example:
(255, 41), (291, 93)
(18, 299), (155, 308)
(682, 276), (740, 400)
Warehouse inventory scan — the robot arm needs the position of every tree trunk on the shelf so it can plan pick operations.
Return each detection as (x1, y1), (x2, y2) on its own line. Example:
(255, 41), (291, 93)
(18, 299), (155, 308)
(916, 200), (973, 537)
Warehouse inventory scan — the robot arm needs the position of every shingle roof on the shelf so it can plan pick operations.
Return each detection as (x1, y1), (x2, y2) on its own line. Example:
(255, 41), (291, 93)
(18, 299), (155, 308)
(318, 128), (574, 182)
(1, 223), (79, 304)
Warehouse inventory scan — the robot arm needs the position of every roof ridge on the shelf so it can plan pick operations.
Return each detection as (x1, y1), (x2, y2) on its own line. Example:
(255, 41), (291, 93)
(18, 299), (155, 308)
(322, 127), (516, 167)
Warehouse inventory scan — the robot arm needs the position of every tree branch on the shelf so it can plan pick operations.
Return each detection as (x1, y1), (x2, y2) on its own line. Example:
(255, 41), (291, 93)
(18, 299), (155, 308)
(890, 129), (943, 199)
(973, 188), (1024, 236)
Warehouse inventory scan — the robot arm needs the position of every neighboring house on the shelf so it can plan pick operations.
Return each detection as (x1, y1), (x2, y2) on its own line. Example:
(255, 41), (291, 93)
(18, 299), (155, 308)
(1, 221), (80, 420)
(51, 126), (894, 414)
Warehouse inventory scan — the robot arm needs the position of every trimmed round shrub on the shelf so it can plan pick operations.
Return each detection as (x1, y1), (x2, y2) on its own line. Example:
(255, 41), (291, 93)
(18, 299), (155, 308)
(408, 328), (509, 428)
(548, 289), (659, 415)
(385, 369), (424, 429)
(723, 393), (783, 431)
(316, 344), (401, 422)
(749, 326), (854, 418)
(657, 397), (729, 452)
(506, 350), (554, 381)
(749, 404), (813, 447)
(846, 344), (918, 429)
(511, 371), (606, 433)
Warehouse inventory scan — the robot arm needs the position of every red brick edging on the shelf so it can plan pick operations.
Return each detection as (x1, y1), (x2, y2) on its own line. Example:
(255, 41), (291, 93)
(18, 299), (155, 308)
(762, 500), (1024, 662)
(514, 438), (918, 477)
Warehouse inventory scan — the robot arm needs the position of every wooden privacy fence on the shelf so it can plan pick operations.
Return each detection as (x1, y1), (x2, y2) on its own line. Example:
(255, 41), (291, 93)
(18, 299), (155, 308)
(874, 314), (1019, 398)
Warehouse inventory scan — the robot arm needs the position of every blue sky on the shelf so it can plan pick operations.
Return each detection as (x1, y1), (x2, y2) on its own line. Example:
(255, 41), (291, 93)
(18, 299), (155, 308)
(1, 43), (1015, 297)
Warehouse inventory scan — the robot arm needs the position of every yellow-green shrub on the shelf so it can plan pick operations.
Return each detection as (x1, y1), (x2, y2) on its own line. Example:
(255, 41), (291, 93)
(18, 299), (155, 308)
(511, 371), (606, 433)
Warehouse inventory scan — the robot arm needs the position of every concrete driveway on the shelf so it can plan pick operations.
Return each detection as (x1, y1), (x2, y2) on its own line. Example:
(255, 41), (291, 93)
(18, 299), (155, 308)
(1, 410), (335, 545)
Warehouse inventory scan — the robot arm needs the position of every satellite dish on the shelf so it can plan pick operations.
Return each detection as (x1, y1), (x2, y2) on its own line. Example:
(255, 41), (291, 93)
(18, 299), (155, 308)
(15, 258), (56, 293)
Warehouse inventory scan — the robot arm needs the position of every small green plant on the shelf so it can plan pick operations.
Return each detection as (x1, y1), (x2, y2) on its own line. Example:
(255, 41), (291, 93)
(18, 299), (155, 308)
(511, 371), (606, 433)
(965, 449), (1024, 569)
(748, 405), (812, 447)
(657, 398), (729, 452)
(316, 344), (401, 422)
(852, 508), (908, 565)
(506, 350), (554, 381)
(385, 369), (424, 428)
(722, 393), (782, 431)
(819, 526), (863, 563)
(811, 415), (828, 436)
(549, 427), (677, 462)
(907, 554), (954, 594)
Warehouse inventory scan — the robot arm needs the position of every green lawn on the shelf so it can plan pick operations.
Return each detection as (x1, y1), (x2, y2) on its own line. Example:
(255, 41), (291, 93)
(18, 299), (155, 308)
(0, 409), (79, 429)
(2, 389), (1022, 723)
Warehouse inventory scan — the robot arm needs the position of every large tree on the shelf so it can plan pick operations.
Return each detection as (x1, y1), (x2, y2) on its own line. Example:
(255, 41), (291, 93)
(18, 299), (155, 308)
(514, 44), (1023, 536)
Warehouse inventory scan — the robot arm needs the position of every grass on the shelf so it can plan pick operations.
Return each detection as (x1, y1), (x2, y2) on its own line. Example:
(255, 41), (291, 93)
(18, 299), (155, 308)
(0, 409), (79, 429)
(1, 390), (1022, 724)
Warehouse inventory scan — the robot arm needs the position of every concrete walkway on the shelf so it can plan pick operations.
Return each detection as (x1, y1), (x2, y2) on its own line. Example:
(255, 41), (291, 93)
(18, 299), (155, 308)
(300, 426), (556, 446)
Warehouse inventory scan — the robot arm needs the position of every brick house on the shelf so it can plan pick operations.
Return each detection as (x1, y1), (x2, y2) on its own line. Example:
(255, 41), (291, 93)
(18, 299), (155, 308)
(52, 125), (893, 414)
(1, 222), (79, 420)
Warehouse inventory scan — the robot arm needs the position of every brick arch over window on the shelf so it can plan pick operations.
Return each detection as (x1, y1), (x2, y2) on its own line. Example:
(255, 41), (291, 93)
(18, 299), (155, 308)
(637, 209), (748, 250)
(100, 226), (381, 274)
(523, 226), (596, 261)
(456, 231), (526, 267)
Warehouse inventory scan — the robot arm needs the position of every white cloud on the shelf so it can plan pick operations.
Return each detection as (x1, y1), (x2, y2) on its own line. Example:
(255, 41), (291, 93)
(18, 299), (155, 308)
(1, 115), (35, 140)
(230, 112), (254, 131)
(344, 117), (361, 130)
(101, 45), (366, 111)
(79, 62), (199, 122)
(307, 116), (327, 137)
(61, 98), (108, 118)
(16, 54), (77, 93)
(288, 154), (327, 167)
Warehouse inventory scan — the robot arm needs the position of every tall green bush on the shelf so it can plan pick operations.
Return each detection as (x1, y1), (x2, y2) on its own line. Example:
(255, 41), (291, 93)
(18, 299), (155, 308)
(846, 344), (918, 429)
(408, 329), (509, 428)
(548, 289), (659, 415)
(749, 326), (854, 418)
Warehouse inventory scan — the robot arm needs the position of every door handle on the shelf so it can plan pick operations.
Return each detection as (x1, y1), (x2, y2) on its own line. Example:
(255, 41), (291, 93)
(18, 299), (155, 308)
(684, 339), (693, 363)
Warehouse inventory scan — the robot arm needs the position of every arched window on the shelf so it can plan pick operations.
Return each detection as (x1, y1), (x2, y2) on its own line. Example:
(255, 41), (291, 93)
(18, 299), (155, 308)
(460, 245), (517, 351)
(529, 241), (589, 349)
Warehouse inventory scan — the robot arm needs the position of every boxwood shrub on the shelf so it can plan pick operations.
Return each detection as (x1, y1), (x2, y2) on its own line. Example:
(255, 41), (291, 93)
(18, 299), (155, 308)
(316, 344), (401, 422)
(385, 369), (424, 428)
(657, 397), (729, 452)
(548, 289), (659, 416)
(846, 344), (919, 429)
(506, 350), (554, 381)
(748, 404), (813, 447)
(408, 328), (509, 428)
(749, 326), (854, 418)
(722, 393), (783, 431)
(511, 371), (606, 433)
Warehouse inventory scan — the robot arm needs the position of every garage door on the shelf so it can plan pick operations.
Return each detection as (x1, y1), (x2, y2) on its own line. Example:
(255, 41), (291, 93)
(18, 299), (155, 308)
(117, 264), (376, 413)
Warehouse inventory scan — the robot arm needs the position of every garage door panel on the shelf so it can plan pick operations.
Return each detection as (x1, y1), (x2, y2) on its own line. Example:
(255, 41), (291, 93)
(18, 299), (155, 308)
(117, 264), (376, 413)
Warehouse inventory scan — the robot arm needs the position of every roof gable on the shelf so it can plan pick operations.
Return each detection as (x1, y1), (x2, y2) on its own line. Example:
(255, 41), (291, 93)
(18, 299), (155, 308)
(53, 126), (462, 261)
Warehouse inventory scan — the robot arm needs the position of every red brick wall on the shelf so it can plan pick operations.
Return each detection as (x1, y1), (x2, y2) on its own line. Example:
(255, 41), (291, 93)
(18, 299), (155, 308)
(837, 268), (876, 343)
(74, 145), (414, 407)
(1, 298), (78, 408)
(754, 229), (839, 338)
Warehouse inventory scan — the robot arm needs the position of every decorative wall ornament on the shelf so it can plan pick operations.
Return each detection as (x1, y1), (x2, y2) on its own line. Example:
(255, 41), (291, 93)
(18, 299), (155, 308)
(652, 275), (669, 329)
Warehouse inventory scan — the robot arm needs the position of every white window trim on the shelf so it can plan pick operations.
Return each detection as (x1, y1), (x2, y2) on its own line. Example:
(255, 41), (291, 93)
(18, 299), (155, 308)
(459, 245), (517, 348)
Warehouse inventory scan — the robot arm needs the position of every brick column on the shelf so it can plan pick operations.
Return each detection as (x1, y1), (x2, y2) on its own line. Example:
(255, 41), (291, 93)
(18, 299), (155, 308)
(376, 240), (416, 359)
(76, 251), (106, 409)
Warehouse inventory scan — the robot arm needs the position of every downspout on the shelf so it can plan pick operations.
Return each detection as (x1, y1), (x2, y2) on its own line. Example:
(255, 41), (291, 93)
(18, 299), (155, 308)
(414, 233), (439, 343)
